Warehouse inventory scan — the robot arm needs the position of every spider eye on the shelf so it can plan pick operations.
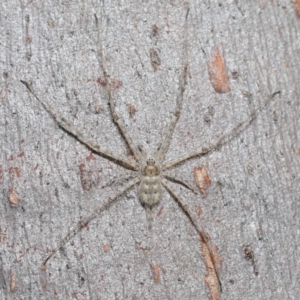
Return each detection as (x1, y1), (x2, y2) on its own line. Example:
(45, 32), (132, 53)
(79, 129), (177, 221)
(147, 158), (155, 166)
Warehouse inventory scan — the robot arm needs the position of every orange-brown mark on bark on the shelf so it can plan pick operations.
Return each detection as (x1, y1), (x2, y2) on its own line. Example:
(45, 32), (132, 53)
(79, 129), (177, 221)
(151, 24), (159, 38)
(150, 48), (161, 71)
(86, 152), (96, 162)
(194, 166), (211, 196)
(96, 77), (107, 87)
(156, 206), (164, 217)
(284, 60), (290, 68)
(78, 164), (100, 191)
(103, 244), (109, 252)
(25, 15), (32, 45)
(201, 238), (221, 300)
(126, 148), (135, 159)
(135, 241), (150, 252)
(8, 167), (22, 178)
(296, 148), (300, 156)
(244, 245), (259, 276)
(72, 291), (87, 298)
(10, 270), (17, 292)
(127, 103), (137, 118)
(292, 0), (300, 18)
(208, 45), (231, 93)
(40, 264), (47, 272)
(17, 152), (25, 158)
(210, 244), (222, 272)
(109, 78), (123, 90)
(94, 104), (102, 114)
(0, 227), (8, 243)
(195, 205), (202, 217)
(151, 264), (160, 284)
(8, 188), (19, 206)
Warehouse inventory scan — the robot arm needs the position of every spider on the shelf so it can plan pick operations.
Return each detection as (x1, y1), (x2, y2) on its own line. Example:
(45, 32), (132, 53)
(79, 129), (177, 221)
(20, 11), (279, 292)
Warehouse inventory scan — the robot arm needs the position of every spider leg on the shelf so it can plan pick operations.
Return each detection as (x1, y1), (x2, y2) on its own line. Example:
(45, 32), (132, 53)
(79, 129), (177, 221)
(161, 178), (222, 292)
(156, 10), (189, 163)
(163, 91), (280, 170)
(162, 173), (198, 195)
(99, 172), (137, 190)
(21, 80), (137, 170)
(43, 176), (140, 265)
(94, 14), (143, 162)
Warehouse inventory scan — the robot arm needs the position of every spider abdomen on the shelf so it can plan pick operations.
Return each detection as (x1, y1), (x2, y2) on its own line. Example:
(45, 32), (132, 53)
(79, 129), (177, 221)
(138, 176), (162, 207)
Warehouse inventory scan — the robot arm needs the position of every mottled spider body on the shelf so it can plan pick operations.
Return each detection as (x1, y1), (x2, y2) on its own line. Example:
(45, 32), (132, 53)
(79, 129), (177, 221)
(139, 158), (162, 207)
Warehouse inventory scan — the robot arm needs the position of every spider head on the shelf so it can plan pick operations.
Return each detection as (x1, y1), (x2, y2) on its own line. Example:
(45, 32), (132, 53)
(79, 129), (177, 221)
(143, 158), (160, 176)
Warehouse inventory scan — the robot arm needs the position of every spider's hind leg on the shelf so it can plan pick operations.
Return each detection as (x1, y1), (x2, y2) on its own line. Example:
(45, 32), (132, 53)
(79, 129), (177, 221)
(161, 178), (222, 293)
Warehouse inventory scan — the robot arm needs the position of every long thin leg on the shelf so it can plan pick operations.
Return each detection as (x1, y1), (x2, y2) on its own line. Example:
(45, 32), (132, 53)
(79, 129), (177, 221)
(163, 91), (280, 170)
(94, 14), (143, 162)
(21, 81), (137, 170)
(99, 172), (136, 190)
(163, 174), (198, 195)
(161, 178), (222, 292)
(43, 176), (140, 265)
(156, 9), (189, 163)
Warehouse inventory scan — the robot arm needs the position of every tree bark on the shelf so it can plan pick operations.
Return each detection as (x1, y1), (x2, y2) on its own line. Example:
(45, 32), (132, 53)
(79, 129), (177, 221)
(1, 1), (299, 299)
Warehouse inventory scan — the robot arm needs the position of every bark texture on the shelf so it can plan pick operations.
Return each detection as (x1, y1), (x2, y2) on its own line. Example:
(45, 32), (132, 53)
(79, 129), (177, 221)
(0, 1), (299, 299)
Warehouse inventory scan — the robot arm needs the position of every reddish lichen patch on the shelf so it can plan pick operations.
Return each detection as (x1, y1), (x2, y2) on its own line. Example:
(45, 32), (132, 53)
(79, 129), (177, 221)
(151, 264), (160, 283)
(292, 0), (300, 18)
(8, 188), (19, 206)
(201, 237), (221, 300)
(194, 166), (211, 196)
(150, 48), (161, 71)
(127, 103), (137, 117)
(208, 45), (231, 93)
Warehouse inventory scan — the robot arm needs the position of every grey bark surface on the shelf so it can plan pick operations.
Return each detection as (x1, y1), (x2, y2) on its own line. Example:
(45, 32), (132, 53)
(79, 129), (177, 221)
(1, 1), (299, 299)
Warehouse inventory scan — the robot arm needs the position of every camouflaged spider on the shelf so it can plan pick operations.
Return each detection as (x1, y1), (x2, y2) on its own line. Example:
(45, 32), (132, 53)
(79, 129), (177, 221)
(20, 13), (278, 291)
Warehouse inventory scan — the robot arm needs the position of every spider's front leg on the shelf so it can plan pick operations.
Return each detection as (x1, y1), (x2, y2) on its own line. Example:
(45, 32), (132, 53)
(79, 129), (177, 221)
(94, 14), (143, 163)
(163, 91), (281, 170)
(20, 80), (137, 170)
(156, 10), (189, 163)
